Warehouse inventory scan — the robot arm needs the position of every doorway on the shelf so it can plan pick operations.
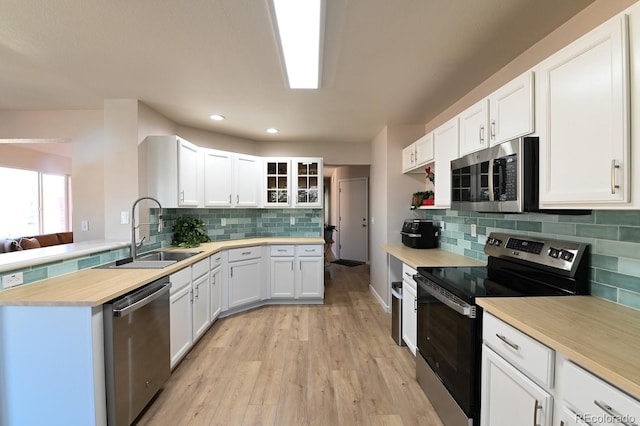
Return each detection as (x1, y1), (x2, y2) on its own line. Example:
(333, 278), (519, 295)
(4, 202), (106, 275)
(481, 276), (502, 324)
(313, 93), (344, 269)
(338, 177), (368, 263)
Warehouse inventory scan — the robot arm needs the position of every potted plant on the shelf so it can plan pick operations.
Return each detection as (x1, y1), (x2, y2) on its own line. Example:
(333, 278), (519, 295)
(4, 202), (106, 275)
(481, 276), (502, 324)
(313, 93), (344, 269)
(324, 224), (337, 243)
(172, 216), (211, 248)
(412, 191), (435, 208)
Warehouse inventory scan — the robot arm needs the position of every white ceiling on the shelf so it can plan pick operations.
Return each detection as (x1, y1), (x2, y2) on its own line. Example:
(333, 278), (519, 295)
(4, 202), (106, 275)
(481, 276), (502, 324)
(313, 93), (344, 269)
(0, 0), (594, 145)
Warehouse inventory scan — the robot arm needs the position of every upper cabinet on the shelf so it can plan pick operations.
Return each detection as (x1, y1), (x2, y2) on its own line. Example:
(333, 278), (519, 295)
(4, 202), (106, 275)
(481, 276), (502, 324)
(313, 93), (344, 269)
(263, 159), (291, 207)
(459, 98), (490, 156)
(433, 117), (459, 209)
(402, 133), (434, 173)
(143, 135), (202, 208)
(294, 158), (323, 207)
(488, 71), (534, 146)
(234, 154), (261, 207)
(536, 15), (630, 208)
(203, 150), (260, 208)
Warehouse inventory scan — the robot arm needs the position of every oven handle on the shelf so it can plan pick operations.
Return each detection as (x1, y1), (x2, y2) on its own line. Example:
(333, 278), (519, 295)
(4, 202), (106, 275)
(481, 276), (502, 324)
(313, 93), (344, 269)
(416, 275), (475, 318)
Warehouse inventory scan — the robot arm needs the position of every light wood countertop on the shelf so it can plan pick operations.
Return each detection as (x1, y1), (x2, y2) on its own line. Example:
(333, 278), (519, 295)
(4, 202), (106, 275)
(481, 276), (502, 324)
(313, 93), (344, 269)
(477, 296), (640, 400)
(0, 237), (324, 307)
(381, 244), (485, 268)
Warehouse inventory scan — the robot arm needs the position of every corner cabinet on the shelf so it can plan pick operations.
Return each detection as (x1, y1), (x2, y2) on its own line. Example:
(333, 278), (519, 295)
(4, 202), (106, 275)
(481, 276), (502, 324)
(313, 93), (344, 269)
(536, 15), (630, 208)
(228, 246), (263, 309)
(294, 158), (323, 207)
(143, 135), (202, 208)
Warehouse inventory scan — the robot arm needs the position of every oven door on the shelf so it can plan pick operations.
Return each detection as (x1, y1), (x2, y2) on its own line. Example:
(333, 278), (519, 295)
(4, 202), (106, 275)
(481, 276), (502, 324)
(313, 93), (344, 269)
(416, 275), (478, 417)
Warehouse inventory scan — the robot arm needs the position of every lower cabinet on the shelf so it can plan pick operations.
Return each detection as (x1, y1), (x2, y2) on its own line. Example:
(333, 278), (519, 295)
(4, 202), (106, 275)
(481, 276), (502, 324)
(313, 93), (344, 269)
(481, 345), (553, 426)
(169, 267), (193, 369)
(401, 263), (417, 356)
(192, 258), (210, 343)
(271, 245), (296, 298)
(210, 252), (225, 321)
(296, 245), (324, 299)
(228, 246), (263, 308)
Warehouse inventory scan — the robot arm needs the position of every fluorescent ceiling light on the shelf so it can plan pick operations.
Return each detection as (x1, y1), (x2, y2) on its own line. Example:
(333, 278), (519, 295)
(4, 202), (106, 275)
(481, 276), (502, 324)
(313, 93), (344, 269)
(266, 128), (279, 134)
(209, 114), (225, 121)
(271, 0), (324, 89)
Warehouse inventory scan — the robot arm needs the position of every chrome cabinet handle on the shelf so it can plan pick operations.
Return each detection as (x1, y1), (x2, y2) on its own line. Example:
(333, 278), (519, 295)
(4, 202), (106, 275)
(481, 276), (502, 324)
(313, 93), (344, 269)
(490, 120), (496, 140)
(229, 194), (231, 204)
(190, 289), (194, 303)
(594, 400), (638, 426)
(414, 297), (417, 312)
(496, 333), (519, 351)
(180, 190), (185, 202)
(611, 159), (620, 194)
(479, 125), (485, 143)
(533, 399), (540, 426)
(410, 151), (414, 163)
(242, 251), (251, 255)
(237, 194), (240, 204)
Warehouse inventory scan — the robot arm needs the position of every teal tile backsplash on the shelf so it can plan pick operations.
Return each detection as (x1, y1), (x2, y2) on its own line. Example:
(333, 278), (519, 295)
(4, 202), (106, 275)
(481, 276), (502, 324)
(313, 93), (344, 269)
(421, 209), (640, 310)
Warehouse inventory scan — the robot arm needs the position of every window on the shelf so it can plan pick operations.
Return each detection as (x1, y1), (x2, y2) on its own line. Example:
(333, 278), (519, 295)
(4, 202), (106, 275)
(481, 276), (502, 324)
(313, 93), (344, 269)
(0, 166), (71, 238)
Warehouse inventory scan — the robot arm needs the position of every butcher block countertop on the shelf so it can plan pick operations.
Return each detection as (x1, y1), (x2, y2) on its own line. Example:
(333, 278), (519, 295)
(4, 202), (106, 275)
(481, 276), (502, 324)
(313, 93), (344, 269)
(0, 237), (324, 307)
(478, 296), (640, 400)
(381, 244), (485, 269)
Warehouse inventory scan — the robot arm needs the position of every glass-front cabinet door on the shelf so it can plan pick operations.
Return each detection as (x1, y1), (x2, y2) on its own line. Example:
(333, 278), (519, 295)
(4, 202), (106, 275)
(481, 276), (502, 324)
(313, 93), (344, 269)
(264, 159), (291, 206)
(294, 158), (323, 207)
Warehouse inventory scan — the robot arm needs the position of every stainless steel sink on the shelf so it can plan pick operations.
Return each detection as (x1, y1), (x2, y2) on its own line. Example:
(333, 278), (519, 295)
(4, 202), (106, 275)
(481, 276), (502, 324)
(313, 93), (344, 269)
(95, 250), (202, 269)
(136, 251), (202, 262)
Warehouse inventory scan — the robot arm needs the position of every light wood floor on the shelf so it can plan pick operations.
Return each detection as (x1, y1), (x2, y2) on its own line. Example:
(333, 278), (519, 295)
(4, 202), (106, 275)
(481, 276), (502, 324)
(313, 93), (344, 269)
(136, 264), (443, 426)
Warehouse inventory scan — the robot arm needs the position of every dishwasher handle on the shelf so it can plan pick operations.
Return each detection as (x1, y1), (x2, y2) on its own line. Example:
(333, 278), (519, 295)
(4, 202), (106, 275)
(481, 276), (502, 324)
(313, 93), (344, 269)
(112, 280), (171, 317)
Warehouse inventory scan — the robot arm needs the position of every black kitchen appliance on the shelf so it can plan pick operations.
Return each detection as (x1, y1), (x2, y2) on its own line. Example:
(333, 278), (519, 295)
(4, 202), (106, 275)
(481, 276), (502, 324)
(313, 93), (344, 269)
(401, 219), (438, 249)
(414, 232), (589, 426)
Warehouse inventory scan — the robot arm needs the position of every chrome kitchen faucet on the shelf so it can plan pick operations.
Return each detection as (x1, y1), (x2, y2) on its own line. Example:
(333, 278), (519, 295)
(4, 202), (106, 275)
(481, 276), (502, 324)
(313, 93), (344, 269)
(130, 196), (163, 260)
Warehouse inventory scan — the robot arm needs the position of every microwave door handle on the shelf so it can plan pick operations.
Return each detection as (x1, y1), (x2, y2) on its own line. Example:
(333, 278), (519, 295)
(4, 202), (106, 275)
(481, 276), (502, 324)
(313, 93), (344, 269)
(488, 159), (495, 201)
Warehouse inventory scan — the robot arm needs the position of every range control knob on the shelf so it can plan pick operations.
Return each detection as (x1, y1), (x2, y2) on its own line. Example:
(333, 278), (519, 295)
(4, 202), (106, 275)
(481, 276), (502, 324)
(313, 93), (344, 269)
(548, 247), (560, 258)
(559, 250), (574, 262)
(493, 239), (502, 246)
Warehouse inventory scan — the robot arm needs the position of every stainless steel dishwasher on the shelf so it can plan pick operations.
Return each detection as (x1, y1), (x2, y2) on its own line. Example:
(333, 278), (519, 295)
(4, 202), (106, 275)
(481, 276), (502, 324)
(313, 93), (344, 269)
(103, 276), (171, 425)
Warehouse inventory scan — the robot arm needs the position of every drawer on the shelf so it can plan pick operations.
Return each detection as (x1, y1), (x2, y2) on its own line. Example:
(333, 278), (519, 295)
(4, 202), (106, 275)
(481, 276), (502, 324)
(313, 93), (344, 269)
(170, 267), (191, 295)
(564, 361), (640, 425)
(210, 251), (224, 269)
(402, 263), (417, 281)
(228, 246), (262, 262)
(192, 258), (209, 280)
(270, 245), (295, 257)
(295, 245), (323, 256)
(483, 313), (555, 388)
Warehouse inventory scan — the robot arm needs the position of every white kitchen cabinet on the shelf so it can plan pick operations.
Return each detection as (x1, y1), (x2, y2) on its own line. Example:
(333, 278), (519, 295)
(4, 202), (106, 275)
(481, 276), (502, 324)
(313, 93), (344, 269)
(401, 279), (417, 356)
(433, 117), (459, 208)
(169, 267), (193, 369)
(191, 259), (210, 342)
(203, 149), (233, 207)
(296, 245), (324, 299)
(270, 245), (295, 298)
(235, 154), (261, 207)
(264, 159), (291, 207)
(402, 133), (434, 173)
(210, 252), (224, 321)
(488, 71), (534, 146)
(294, 158), (323, 207)
(536, 15), (630, 208)
(459, 98), (490, 156)
(228, 246), (263, 308)
(143, 135), (202, 208)
(481, 345), (553, 426)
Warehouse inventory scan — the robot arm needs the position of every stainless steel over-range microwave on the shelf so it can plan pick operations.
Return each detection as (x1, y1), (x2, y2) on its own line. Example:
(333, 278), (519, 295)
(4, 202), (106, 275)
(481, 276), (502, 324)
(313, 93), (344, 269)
(450, 137), (539, 213)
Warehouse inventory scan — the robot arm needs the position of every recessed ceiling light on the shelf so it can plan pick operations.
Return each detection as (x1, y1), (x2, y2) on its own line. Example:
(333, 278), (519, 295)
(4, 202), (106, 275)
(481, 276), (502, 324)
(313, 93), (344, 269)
(271, 0), (324, 89)
(266, 128), (279, 134)
(209, 114), (225, 121)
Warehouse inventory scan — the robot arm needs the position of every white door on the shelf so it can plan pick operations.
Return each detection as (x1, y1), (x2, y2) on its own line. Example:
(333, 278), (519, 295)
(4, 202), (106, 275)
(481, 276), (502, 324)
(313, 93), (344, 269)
(338, 178), (368, 263)
(203, 149), (233, 207)
(228, 259), (261, 308)
(234, 155), (260, 207)
(488, 71), (534, 146)
(210, 265), (222, 321)
(270, 257), (295, 298)
(192, 273), (210, 342)
(401, 281), (417, 356)
(169, 285), (193, 369)
(433, 117), (459, 208)
(459, 98), (489, 156)
(297, 257), (323, 298)
(177, 138), (200, 206)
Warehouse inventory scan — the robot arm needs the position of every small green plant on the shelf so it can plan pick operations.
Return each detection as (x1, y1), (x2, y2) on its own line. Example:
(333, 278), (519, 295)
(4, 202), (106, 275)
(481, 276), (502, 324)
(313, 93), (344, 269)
(172, 216), (211, 248)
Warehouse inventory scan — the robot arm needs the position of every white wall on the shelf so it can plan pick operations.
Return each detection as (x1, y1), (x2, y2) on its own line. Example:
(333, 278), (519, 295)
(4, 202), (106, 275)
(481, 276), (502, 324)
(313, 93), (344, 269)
(0, 144), (71, 175)
(177, 125), (258, 154)
(257, 141), (371, 165)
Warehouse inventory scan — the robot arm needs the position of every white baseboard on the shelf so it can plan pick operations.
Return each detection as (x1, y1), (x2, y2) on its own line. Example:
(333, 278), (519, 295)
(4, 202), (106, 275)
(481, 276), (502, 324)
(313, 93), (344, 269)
(369, 283), (390, 313)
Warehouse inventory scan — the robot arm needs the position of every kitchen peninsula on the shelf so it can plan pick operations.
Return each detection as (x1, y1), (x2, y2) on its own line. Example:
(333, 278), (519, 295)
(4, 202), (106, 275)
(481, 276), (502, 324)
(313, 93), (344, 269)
(0, 237), (323, 426)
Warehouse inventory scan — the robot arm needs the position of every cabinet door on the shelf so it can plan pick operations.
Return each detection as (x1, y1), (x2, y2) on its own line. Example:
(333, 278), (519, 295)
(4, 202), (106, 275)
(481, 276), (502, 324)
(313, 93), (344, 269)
(210, 265), (222, 321)
(234, 155), (260, 207)
(537, 16), (629, 207)
(177, 138), (200, 207)
(264, 159), (291, 207)
(296, 257), (323, 298)
(192, 273), (210, 342)
(433, 117), (459, 208)
(203, 149), (233, 207)
(558, 406), (589, 426)
(459, 98), (489, 156)
(402, 144), (416, 173)
(170, 284), (193, 369)
(481, 345), (553, 426)
(489, 71), (534, 146)
(271, 257), (295, 298)
(228, 259), (261, 308)
(294, 158), (323, 207)
(401, 280), (417, 356)
(415, 133), (434, 167)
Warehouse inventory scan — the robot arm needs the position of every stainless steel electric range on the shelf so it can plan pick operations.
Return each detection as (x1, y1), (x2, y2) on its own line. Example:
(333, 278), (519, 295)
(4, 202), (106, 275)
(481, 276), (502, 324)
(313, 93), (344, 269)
(414, 232), (589, 426)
